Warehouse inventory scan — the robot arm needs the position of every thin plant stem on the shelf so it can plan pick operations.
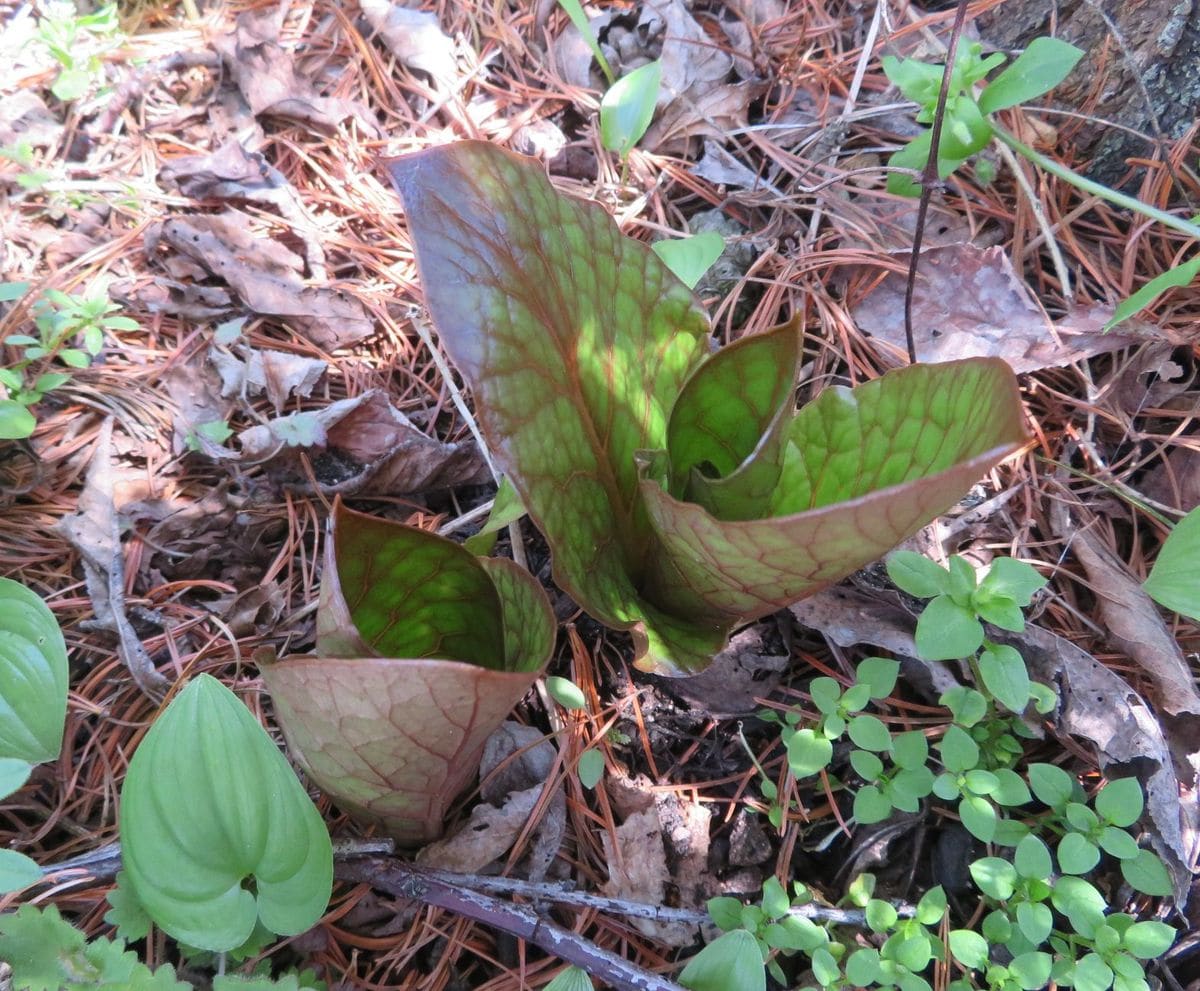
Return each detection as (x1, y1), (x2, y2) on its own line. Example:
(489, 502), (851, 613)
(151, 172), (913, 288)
(903, 0), (971, 364)
(993, 125), (1200, 243)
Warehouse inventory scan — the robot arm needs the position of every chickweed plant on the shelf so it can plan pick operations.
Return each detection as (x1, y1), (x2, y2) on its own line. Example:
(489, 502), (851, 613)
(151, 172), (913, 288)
(708, 554), (1177, 991)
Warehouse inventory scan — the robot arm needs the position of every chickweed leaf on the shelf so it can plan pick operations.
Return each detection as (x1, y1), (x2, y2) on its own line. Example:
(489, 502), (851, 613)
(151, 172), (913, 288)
(915, 595), (983, 660)
(915, 886), (947, 925)
(600, 60), (661, 158)
(1122, 921), (1176, 959)
(892, 730), (929, 769)
(856, 657), (900, 699)
(1120, 849), (1173, 897)
(1073, 953), (1114, 991)
(979, 558), (1048, 606)
(0, 849), (42, 893)
(959, 794), (997, 842)
(887, 550), (949, 599)
(707, 896), (745, 931)
(940, 725), (980, 773)
(1027, 762), (1074, 807)
(577, 748), (604, 789)
(978, 37), (1085, 115)
(0, 399), (37, 440)
(848, 714), (893, 752)
(847, 948), (883, 986)
(949, 929), (989, 970)
(970, 857), (1017, 899)
(785, 728), (833, 778)
(1058, 833), (1101, 875)
(855, 785), (893, 824)
(1009, 952), (1054, 991)
(978, 643), (1031, 713)
(678, 929), (766, 991)
(1143, 505), (1200, 621)
(1016, 903), (1053, 946)
(1094, 777), (1143, 827)
(547, 676), (587, 711)
(941, 686), (988, 727)
(1099, 826), (1140, 861)
(652, 231), (724, 290)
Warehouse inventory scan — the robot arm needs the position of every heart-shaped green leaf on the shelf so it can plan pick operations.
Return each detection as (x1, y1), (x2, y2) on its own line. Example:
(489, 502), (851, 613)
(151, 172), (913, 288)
(0, 578), (68, 766)
(120, 674), (333, 952)
(390, 141), (1027, 675)
(261, 502), (555, 843)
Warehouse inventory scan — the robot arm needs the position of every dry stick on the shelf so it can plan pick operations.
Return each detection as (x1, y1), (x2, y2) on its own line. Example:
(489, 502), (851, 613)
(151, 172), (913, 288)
(902, 0), (972, 365)
(337, 857), (685, 991)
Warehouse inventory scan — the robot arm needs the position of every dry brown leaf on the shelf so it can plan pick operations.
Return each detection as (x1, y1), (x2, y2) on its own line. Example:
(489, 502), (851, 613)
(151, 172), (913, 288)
(163, 351), (235, 459)
(0, 89), (61, 148)
(416, 784), (542, 873)
(153, 211), (373, 350)
(210, 345), (328, 413)
(237, 390), (487, 495)
(212, 8), (378, 136)
(1104, 342), (1197, 416)
(641, 0), (755, 151)
(58, 421), (169, 700)
(159, 138), (328, 280)
(1058, 517), (1200, 717)
(850, 244), (1154, 371)
(691, 139), (781, 193)
(359, 0), (458, 91)
(602, 806), (698, 946)
(110, 277), (234, 322)
(659, 624), (787, 714)
(1143, 447), (1200, 512)
(419, 721), (564, 876)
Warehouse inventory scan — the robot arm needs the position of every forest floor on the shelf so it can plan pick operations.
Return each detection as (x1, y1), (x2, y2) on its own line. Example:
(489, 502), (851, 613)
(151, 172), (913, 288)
(0, 1), (1198, 989)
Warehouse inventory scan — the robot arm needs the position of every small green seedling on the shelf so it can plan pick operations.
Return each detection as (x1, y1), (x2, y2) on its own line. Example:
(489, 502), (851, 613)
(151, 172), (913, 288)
(34, 1), (123, 102)
(599, 59), (662, 160)
(1, 282), (138, 439)
(652, 230), (726, 289)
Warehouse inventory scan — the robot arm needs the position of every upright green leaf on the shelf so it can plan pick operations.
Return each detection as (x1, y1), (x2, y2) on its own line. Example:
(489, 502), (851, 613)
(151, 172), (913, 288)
(978, 38), (1086, 115)
(1143, 506), (1200, 621)
(389, 140), (710, 670)
(600, 60), (662, 157)
(120, 675), (333, 952)
(1106, 255), (1200, 330)
(653, 231), (725, 289)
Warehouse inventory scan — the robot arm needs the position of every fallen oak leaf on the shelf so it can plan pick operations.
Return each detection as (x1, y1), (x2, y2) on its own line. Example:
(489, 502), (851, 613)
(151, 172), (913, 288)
(154, 211), (372, 350)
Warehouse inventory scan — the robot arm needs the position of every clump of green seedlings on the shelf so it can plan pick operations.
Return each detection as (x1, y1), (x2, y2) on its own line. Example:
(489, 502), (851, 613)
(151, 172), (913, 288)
(885, 37), (1200, 326)
(700, 554), (1177, 991)
(0, 282), (137, 439)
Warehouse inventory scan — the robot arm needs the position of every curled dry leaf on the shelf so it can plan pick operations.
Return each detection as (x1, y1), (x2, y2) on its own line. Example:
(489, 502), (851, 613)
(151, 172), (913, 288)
(237, 389), (487, 495)
(260, 502), (556, 843)
(419, 721), (564, 875)
(58, 421), (169, 699)
(210, 345), (327, 413)
(160, 138), (328, 280)
(153, 211), (372, 350)
(851, 244), (1154, 371)
(639, 0), (757, 152)
(212, 8), (378, 136)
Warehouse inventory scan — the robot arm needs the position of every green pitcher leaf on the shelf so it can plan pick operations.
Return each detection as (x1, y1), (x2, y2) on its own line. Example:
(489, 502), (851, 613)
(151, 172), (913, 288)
(120, 675), (333, 952)
(261, 503), (556, 843)
(640, 358), (1026, 622)
(317, 502), (504, 668)
(666, 319), (800, 520)
(389, 140), (709, 663)
(1144, 505), (1200, 621)
(0, 578), (69, 765)
(391, 142), (1028, 676)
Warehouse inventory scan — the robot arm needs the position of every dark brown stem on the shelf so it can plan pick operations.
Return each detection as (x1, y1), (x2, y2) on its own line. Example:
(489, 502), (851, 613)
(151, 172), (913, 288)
(336, 858), (687, 991)
(903, 0), (972, 364)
